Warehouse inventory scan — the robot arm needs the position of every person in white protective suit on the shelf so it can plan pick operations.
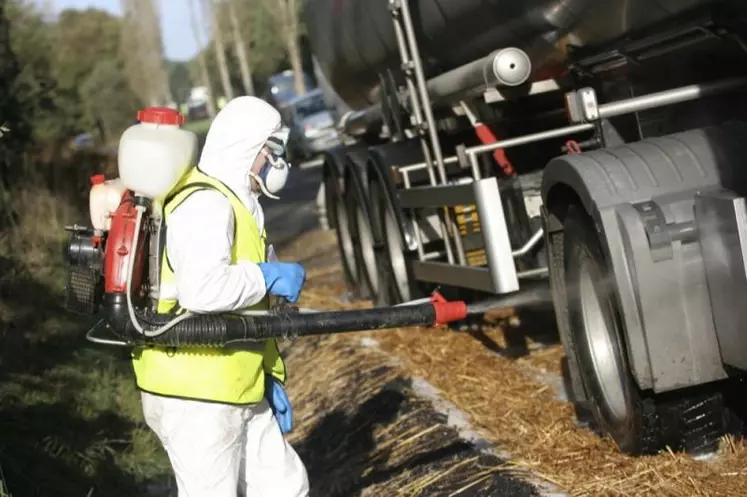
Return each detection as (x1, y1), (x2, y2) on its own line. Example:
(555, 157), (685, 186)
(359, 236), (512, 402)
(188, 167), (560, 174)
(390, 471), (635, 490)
(132, 96), (310, 497)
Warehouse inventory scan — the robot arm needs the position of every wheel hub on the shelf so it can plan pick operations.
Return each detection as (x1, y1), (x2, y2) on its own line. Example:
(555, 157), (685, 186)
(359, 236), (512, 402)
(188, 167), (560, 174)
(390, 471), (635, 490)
(384, 203), (411, 302)
(578, 258), (631, 425)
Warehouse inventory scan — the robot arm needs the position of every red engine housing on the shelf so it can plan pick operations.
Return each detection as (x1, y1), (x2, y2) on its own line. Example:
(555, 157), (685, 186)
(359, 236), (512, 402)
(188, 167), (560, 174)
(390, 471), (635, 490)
(103, 191), (148, 297)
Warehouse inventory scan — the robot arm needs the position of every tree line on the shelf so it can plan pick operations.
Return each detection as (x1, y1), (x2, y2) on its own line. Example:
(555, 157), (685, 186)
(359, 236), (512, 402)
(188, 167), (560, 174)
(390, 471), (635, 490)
(0, 0), (305, 173)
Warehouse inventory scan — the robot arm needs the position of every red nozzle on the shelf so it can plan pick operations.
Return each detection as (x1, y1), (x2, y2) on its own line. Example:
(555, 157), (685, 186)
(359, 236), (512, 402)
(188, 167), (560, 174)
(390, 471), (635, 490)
(91, 174), (105, 185)
(430, 291), (467, 326)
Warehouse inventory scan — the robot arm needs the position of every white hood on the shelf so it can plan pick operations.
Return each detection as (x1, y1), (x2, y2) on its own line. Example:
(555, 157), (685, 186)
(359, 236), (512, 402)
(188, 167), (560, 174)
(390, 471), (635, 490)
(197, 96), (283, 229)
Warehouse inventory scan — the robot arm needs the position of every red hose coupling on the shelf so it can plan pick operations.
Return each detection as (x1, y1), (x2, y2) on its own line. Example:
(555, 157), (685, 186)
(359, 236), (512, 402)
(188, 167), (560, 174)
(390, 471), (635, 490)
(430, 291), (467, 326)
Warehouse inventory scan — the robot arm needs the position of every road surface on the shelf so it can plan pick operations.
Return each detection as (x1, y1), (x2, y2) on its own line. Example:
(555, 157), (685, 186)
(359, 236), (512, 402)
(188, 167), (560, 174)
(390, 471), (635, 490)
(260, 158), (326, 250)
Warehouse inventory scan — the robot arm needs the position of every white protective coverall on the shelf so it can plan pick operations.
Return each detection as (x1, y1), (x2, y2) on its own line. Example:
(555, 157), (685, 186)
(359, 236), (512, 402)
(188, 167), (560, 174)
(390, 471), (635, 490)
(140, 97), (309, 497)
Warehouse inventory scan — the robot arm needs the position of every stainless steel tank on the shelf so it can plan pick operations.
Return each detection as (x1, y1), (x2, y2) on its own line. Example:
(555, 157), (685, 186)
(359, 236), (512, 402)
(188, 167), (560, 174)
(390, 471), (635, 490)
(303, 0), (721, 112)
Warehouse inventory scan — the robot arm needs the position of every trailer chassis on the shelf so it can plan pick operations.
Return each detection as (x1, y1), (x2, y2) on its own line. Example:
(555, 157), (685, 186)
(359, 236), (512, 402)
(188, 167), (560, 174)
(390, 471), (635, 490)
(322, 0), (747, 456)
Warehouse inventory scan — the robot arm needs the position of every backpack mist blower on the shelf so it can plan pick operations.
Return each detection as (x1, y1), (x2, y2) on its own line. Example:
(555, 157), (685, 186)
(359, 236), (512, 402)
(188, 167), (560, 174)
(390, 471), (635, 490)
(62, 107), (486, 350)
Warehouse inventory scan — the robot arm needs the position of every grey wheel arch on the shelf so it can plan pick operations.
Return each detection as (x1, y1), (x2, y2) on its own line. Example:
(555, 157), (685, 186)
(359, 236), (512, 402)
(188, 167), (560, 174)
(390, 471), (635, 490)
(541, 123), (747, 395)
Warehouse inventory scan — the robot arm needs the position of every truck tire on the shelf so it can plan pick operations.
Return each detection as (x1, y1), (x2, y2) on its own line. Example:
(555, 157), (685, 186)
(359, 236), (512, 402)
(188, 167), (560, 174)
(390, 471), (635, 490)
(335, 180), (363, 297)
(564, 203), (726, 456)
(370, 177), (425, 305)
(323, 172), (338, 231)
(324, 151), (361, 295)
(346, 168), (382, 303)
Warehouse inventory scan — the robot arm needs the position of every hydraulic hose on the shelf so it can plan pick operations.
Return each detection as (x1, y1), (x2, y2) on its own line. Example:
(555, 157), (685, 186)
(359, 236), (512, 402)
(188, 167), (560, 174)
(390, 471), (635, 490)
(105, 295), (468, 348)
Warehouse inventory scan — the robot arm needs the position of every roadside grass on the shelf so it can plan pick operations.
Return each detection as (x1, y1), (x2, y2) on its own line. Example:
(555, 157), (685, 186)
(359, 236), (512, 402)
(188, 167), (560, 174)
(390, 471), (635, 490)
(182, 117), (211, 135)
(183, 118), (211, 151)
(0, 150), (172, 496)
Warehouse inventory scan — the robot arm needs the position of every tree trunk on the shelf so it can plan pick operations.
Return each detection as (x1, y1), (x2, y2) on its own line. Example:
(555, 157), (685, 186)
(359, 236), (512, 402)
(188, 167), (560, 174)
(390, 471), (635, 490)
(137, 0), (161, 105)
(276, 0), (305, 96)
(228, 0), (254, 96)
(120, 0), (173, 106)
(286, 32), (305, 96)
(148, 0), (174, 104)
(119, 0), (150, 105)
(188, 0), (216, 117)
(208, 0), (233, 102)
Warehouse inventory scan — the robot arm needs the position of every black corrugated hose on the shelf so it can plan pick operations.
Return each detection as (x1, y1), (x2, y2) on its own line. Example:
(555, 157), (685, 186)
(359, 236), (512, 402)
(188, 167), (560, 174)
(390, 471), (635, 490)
(109, 294), (468, 348)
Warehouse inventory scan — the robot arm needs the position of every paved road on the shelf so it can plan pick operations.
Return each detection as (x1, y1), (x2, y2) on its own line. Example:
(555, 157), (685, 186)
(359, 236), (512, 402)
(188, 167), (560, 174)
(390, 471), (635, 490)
(260, 159), (326, 250)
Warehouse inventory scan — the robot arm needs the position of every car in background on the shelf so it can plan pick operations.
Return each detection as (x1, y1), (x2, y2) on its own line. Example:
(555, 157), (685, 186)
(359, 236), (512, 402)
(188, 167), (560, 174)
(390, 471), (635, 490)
(185, 86), (211, 121)
(282, 88), (340, 160)
(264, 70), (315, 109)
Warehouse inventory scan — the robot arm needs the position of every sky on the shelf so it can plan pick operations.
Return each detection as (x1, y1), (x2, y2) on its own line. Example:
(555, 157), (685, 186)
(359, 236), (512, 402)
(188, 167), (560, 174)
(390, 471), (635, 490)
(37, 0), (205, 61)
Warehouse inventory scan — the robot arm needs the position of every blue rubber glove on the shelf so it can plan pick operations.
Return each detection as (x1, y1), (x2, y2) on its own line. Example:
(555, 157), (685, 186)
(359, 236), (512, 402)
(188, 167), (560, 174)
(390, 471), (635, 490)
(265, 376), (293, 434)
(258, 262), (306, 303)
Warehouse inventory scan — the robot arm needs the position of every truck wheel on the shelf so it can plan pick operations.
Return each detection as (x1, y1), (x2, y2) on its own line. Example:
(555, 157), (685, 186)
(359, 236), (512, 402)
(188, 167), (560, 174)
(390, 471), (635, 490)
(564, 204), (726, 455)
(335, 184), (360, 296)
(323, 173), (338, 231)
(372, 178), (426, 305)
(381, 188), (412, 303)
(348, 184), (381, 302)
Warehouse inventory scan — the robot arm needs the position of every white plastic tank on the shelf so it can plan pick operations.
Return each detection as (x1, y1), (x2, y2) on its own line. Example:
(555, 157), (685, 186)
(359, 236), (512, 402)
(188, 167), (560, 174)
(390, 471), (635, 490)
(89, 174), (126, 231)
(117, 107), (198, 200)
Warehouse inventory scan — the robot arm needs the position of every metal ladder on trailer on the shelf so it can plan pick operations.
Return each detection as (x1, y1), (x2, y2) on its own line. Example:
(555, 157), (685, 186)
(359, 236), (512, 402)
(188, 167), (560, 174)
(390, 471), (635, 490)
(387, 0), (522, 295)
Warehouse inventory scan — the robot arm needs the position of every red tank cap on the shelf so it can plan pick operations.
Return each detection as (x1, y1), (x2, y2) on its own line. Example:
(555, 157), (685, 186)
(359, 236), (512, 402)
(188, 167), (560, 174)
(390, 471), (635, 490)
(137, 107), (185, 126)
(91, 174), (105, 185)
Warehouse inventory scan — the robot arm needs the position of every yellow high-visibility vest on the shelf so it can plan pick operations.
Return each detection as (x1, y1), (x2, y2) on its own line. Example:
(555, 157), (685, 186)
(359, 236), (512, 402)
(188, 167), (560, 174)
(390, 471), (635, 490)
(131, 167), (286, 405)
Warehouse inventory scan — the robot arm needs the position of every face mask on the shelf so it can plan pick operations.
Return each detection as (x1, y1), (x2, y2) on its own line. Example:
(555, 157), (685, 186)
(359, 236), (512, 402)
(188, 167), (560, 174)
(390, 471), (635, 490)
(248, 149), (291, 200)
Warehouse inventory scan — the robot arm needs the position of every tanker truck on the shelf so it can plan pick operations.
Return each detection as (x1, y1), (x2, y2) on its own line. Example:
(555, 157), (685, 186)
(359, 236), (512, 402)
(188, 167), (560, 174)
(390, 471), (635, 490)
(303, 0), (747, 457)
